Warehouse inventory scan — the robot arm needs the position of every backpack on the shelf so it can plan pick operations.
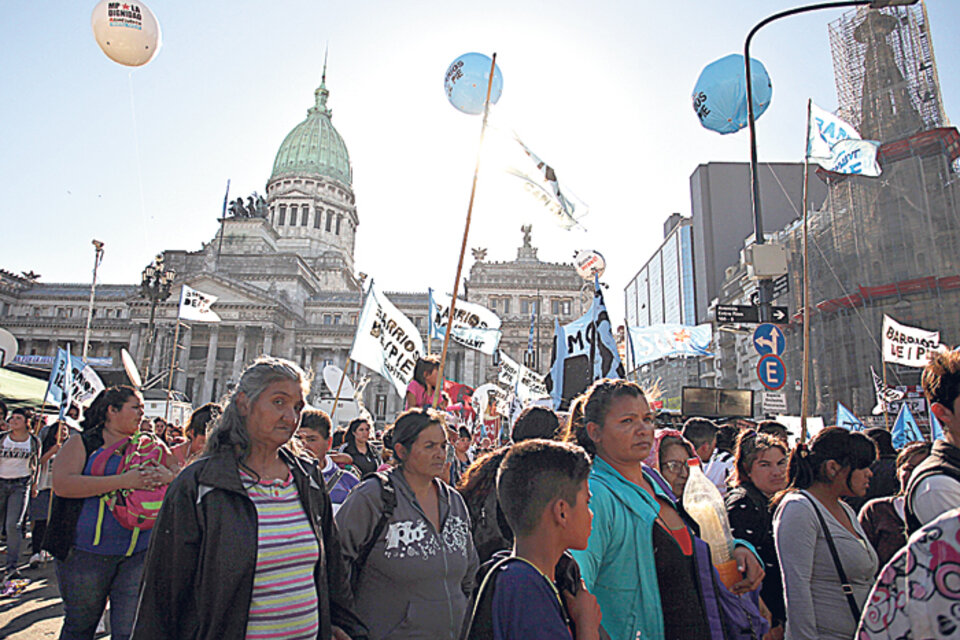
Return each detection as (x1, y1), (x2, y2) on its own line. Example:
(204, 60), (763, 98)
(89, 432), (168, 544)
(350, 471), (397, 593)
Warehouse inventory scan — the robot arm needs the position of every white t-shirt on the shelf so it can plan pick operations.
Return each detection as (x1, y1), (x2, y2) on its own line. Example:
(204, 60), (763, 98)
(911, 474), (960, 526)
(0, 434), (33, 479)
(705, 449), (735, 496)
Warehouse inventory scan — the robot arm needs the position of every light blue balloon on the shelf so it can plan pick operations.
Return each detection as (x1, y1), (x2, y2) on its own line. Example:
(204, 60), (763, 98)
(444, 53), (503, 115)
(692, 54), (772, 135)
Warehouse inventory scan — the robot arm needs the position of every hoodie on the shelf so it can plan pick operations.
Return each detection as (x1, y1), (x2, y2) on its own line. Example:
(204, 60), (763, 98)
(336, 466), (479, 640)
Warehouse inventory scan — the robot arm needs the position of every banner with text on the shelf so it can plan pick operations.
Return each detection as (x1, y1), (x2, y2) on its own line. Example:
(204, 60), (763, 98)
(350, 283), (424, 397)
(627, 323), (713, 366)
(544, 284), (624, 410)
(45, 347), (105, 407)
(428, 289), (502, 355)
(882, 315), (942, 368)
(179, 285), (222, 323)
(497, 351), (549, 403)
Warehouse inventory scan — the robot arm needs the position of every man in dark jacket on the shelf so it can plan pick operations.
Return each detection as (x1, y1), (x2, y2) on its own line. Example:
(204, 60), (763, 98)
(132, 448), (368, 640)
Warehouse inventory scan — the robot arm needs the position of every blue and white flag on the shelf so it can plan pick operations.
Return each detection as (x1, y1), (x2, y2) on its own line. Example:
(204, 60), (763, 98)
(351, 282), (424, 398)
(892, 403), (924, 448)
(808, 102), (881, 177)
(544, 281), (624, 410)
(45, 347), (105, 408)
(836, 402), (865, 432)
(930, 401), (945, 442)
(627, 324), (713, 366)
(428, 289), (502, 356)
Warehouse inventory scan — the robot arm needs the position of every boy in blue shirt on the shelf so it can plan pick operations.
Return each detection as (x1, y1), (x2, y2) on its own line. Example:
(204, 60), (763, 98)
(297, 408), (359, 513)
(465, 439), (602, 640)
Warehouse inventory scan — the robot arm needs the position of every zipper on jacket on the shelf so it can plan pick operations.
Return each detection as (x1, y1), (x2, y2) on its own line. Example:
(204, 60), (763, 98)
(409, 487), (457, 637)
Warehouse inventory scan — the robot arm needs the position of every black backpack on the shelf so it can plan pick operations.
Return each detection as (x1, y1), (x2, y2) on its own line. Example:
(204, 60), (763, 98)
(350, 471), (397, 593)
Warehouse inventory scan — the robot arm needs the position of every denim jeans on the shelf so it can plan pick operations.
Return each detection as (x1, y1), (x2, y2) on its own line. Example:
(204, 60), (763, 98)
(55, 547), (146, 640)
(0, 476), (29, 572)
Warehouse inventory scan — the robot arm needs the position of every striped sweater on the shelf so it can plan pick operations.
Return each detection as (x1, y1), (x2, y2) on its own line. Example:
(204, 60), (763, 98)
(241, 470), (320, 640)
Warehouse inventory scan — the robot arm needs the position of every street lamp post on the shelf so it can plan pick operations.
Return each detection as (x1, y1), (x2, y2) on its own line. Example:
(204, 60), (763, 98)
(743, 0), (917, 322)
(140, 254), (175, 382)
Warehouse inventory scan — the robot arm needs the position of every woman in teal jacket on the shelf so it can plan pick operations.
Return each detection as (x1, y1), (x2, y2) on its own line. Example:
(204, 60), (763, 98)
(566, 380), (765, 640)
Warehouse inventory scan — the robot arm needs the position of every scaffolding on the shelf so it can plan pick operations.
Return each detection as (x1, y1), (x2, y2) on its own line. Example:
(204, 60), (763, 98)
(828, 1), (946, 142)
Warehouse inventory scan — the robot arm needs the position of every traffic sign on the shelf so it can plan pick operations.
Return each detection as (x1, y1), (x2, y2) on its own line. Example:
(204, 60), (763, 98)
(717, 304), (788, 324)
(772, 274), (790, 299)
(716, 304), (759, 324)
(770, 306), (789, 323)
(761, 392), (788, 414)
(757, 354), (786, 391)
(753, 323), (786, 356)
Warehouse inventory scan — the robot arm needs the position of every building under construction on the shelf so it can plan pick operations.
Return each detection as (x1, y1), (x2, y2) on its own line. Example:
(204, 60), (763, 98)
(786, 2), (960, 421)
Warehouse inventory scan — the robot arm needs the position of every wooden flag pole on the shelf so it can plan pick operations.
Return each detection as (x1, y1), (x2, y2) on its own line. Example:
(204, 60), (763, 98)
(433, 53), (499, 409)
(164, 320), (184, 421)
(331, 358), (352, 423)
(883, 362), (890, 431)
(801, 99), (812, 443)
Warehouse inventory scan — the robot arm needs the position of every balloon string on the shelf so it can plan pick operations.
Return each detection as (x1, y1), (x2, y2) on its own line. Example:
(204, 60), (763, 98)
(128, 70), (150, 247)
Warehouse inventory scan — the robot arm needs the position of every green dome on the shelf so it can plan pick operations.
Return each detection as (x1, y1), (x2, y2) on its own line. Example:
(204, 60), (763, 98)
(271, 81), (352, 185)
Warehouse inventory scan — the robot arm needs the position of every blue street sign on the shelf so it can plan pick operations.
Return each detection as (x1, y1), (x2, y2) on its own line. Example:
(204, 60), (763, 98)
(753, 323), (786, 357)
(757, 354), (786, 391)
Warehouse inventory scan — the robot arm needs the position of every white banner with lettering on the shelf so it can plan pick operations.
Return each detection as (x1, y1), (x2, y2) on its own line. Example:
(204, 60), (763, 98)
(351, 282), (424, 397)
(497, 351), (549, 403)
(882, 314), (942, 368)
(428, 289), (502, 355)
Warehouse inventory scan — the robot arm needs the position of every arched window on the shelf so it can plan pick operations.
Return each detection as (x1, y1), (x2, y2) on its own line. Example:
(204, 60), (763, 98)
(325, 210), (334, 232)
(289, 205), (298, 226)
(301, 206), (309, 226)
(277, 205), (286, 226)
(313, 207), (322, 228)
(336, 214), (342, 235)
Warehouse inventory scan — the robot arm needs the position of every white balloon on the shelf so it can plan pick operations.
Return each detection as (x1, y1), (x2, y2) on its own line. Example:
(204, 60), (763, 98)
(0, 328), (19, 367)
(91, 0), (162, 67)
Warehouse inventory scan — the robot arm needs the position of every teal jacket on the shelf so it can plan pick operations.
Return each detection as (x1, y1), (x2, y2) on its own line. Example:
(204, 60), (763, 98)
(571, 457), (667, 640)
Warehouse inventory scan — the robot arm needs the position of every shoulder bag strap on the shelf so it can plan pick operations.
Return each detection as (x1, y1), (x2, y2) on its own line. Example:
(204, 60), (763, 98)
(325, 467), (345, 493)
(89, 436), (131, 477)
(800, 490), (861, 623)
(351, 472), (397, 592)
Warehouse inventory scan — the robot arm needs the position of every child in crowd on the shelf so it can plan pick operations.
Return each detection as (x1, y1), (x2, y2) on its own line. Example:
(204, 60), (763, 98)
(297, 408), (359, 512)
(463, 439), (602, 640)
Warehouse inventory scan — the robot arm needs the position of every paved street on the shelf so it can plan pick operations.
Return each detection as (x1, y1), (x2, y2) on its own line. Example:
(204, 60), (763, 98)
(0, 557), (64, 639)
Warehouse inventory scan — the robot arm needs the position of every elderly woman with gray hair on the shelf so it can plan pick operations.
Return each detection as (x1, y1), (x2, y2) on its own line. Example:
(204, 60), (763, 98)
(132, 356), (368, 640)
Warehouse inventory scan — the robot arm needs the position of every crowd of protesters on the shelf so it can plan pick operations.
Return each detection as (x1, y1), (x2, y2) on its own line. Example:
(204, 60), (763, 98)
(0, 348), (958, 639)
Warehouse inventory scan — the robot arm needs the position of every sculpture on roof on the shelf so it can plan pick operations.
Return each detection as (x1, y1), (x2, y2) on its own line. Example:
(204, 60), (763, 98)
(227, 192), (267, 218)
(471, 247), (487, 262)
(521, 224), (532, 248)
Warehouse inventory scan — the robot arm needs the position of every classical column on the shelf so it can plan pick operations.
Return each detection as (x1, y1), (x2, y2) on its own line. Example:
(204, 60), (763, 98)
(201, 325), (220, 403)
(232, 327), (247, 381)
(175, 325), (192, 393)
(263, 327), (274, 356)
(132, 324), (146, 365)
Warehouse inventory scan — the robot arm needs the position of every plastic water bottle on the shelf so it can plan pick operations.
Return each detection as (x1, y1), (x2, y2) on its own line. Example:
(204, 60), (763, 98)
(682, 457), (741, 588)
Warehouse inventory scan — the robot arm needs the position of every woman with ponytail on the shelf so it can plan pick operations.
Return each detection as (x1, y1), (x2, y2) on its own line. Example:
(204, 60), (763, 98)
(772, 427), (879, 640)
(44, 386), (176, 640)
(565, 379), (768, 640)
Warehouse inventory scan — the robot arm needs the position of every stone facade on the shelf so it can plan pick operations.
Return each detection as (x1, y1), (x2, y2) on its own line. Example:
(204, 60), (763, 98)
(0, 78), (580, 427)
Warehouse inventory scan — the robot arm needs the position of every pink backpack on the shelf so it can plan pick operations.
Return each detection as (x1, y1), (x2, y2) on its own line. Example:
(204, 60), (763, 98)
(89, 433), (168, 538)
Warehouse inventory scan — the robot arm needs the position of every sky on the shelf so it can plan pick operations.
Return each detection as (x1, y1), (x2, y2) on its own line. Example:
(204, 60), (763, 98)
(1, 1), (957, 326)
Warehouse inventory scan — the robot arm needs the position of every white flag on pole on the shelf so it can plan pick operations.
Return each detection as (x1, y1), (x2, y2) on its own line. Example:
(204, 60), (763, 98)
(428, 289), (502, 355)
(350, 282), (424, 397)
(179, 285), (221, 323)
(807, 102), (882, 177)
(882, 314), (943, 368)
(497, 350), (549, 403)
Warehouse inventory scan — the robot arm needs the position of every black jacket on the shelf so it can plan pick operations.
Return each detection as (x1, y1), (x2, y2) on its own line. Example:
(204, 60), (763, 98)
(726, 481), (786, 628)
(132, 448), (368, 640)
(905, 439), (960, 535)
